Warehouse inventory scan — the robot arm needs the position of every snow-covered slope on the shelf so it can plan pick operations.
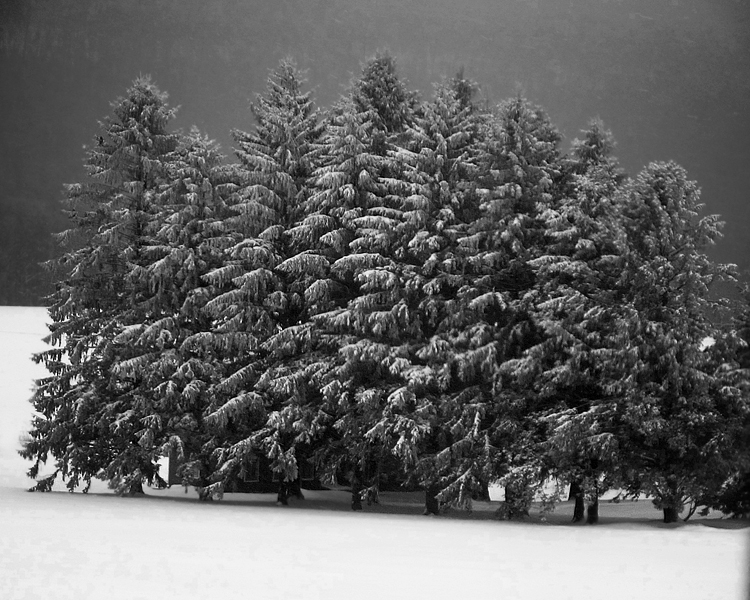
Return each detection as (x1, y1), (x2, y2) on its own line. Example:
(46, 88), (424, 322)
(0, 306), (747, 599)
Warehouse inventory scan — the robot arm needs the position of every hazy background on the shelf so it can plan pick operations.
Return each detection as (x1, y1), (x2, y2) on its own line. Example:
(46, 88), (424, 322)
(1, 0), (748, 305)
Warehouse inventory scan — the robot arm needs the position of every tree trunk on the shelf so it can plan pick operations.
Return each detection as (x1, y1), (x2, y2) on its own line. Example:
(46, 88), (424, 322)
(276, 480), (289, 506)
(586, 497), (599, 524)
(474, 481), (490, 502)
(661, 481), (683, 523)
(683, 499), (697, 522)
(424, 485), (440, 515)
(570, 480), (584, 522)
(351, 468), (363, 511)
(586, 481), (600, 524)
(128, 479), (145, 496)
(663, 506), (679, 523)
(290, 477), (304, 500)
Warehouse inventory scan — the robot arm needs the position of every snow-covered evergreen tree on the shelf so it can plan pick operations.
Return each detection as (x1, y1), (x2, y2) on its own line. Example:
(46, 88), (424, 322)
(206, 60), (417, 504)
(299, 109), (403, 505)
(425, 96), (565, 515)
(268, 55), (422, 507)
(527, 120), (629, 522)
(614, 161), (741, 522)
(700, 290), (750, 517)
(200, 59), (326, 501)
(375, 81), (489, 511)
(110, 128), (239, 499)
(448, 67), (481, 114)
(21, 77), (179, 494)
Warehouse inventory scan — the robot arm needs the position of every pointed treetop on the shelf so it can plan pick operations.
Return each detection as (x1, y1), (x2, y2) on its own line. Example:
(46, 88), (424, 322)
(110, 76), (176, 135)
(351, 52), (416, 134)
(449, 67), (480, 112)
(571, 118), (617, 168)
(495, 94), (562, 153)
(251, 57), (312, 122)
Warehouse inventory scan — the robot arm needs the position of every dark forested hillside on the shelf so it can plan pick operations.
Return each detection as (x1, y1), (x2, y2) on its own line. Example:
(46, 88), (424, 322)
(1, 0), (748, 304)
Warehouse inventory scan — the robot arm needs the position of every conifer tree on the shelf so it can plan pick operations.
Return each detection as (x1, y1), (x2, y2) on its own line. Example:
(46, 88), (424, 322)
(298, 101), (402, 507)
(21, 77), (179, 494)
(616, 161), (741, 522)
(110, 128), (238, 499)
(330, 93), (566, 513)
(528, 120), (629, 522)
(375, 81), (488, 511)
(430, 96), (565, 515)
(200, 59), (326, 502)
(700, 293), (750, 517)
(267, 55), (421, 507)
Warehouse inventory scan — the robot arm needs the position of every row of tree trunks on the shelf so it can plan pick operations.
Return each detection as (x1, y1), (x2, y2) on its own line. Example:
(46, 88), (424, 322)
(312, 471), (680, 522)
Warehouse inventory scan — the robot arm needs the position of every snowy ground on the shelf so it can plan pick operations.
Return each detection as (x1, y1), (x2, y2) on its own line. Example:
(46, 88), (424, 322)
(1, 306), (748, 599)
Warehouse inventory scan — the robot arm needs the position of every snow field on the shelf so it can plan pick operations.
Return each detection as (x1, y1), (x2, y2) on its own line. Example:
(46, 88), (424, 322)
(1, 485), (748, 600)
(1, 307), (748, 599)
(0, 306), (49, 489)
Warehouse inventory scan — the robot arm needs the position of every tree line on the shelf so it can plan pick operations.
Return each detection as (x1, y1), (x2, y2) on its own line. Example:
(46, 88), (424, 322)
(21, 54), (750, 523)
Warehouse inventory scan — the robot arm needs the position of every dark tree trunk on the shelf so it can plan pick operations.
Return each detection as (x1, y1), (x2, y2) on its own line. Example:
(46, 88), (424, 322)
(586, 497), (599, 524)
(290, 477), (304, 500)
(128, 480), (145, 496)
(276, 480), (289, 506)
(661, 481), (682, 523)
(570, 480), (584, 522)
(351, 468), (363, 511)
(683, 500), (697, 522)
(167, 447), (182, 485)
(567, 481), (578, 501)
(473, 482), (490, 502)
(424, 485), (440, 515)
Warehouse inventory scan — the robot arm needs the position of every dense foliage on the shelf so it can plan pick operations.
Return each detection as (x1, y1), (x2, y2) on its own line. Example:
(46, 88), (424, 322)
(22, 55), (750, 522)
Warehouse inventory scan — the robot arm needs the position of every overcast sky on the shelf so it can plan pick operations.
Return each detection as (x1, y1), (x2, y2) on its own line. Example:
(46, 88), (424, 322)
(1, 0), (748, 304)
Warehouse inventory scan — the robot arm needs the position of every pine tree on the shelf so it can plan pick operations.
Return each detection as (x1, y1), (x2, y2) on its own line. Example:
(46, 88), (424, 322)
(616, 161), (741, 522)
(110, 128), (239, 499)
(21, 77), (179, 494)
(430, 96), (565, 515)
(375, 81), (489, 511)
(264, 56), (422, 507)
(297, 101), (403, 507)
(701, 293), (750, 517)
(528, 120), (629, 522)
(199, 59), (326, 501)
